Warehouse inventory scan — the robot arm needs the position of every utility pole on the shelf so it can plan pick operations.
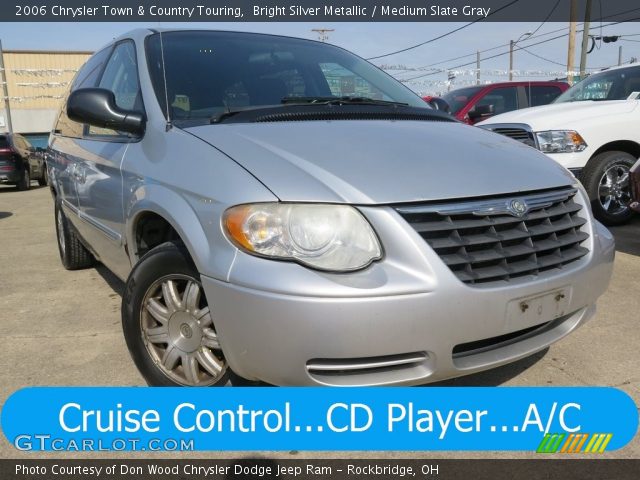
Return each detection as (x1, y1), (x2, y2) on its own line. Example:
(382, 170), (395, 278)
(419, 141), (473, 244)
(567, 0), (578, 85)
(509, 32), (531, 81)
(619, 46), (623, 66)
(311, 28), (334, 42)
(579, 0), (592, 80)
(0, 39), (13, 134)
(509, 40), (514, 81)
(476, 50), (481, 85)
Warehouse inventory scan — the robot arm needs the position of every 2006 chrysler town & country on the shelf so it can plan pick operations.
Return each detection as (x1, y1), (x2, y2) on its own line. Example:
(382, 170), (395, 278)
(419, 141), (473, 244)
(48, 29), (615, 387)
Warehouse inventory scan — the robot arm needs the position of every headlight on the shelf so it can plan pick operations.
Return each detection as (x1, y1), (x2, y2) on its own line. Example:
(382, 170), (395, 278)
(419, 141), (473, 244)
(224, 203), (382, 272)
(535, 130), (587, 153)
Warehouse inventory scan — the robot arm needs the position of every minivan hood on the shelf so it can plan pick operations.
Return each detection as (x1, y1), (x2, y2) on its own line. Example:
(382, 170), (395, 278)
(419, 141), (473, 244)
(186, 120), (574, 204)
(479, 100), (639, 130)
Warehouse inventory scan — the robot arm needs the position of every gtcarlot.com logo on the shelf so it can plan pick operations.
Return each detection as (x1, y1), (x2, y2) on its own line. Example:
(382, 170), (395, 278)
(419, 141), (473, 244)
(13, 435), (194, 451)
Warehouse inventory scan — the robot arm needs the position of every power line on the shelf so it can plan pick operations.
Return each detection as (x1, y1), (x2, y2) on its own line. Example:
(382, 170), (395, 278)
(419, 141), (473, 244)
(389, 6), (640, 77)
(528, 0), (562, 38)
(519, 46), (567, 66)
(365, 0), (521, 60)
(400, 17), (640, 82)
(391, 25), (578, 76)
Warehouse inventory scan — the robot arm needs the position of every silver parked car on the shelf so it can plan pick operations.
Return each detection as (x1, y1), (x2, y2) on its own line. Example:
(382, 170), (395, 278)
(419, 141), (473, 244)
(48, 29), (615, 387)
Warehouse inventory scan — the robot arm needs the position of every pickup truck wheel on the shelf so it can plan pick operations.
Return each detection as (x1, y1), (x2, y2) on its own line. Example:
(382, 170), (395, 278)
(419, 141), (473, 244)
(55, 201), (94, 270)
(122, 242), (229, 387)
(582, 151), (636, 226)
(16, 169), (30, 191)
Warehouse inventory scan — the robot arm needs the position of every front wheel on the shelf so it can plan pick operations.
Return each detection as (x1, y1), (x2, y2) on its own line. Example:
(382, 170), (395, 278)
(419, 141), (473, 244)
(38, 166), (48, 186)
(16, 169), (30, 191)
(122, 242), (229, 387)
(581, 151), (636, 226)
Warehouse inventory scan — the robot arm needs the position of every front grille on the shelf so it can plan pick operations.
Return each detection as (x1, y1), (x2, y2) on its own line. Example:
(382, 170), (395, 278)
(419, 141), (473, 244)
(396, 188), (590, 285)
(483, 125), (537, 148)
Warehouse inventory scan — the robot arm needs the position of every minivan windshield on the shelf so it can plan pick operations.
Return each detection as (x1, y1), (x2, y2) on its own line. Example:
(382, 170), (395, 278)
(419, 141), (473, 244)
(146, 31), (428, 125)
(554, 65), (640, 103)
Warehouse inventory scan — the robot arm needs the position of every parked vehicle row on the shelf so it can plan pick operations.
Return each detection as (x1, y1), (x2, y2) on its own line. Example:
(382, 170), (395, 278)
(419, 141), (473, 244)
(48, 29), (614, 388)
(0, 133), (47, 190)
(480, 64), (640, 226)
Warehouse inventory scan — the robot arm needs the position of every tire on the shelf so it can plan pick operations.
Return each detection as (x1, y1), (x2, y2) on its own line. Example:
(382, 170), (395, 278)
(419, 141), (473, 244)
(38, 167), (48, 187)
(16, 169), (30, 191)
(55, 200), (94, 270)
(122, 242), (229, 387)
(581, 151), (636, 226)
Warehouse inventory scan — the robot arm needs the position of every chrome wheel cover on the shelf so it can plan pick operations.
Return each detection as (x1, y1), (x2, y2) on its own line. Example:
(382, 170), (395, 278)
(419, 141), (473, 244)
(140, 274), (227, 386)
(598, 163), (631, 215)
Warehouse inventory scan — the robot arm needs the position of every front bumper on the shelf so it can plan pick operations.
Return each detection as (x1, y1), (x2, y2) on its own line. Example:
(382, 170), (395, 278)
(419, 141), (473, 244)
(201, 202), (615, 386)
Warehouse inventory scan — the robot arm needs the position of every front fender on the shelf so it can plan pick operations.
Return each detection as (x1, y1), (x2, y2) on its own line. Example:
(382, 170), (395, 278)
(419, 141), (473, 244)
(126, 184), (237, 281)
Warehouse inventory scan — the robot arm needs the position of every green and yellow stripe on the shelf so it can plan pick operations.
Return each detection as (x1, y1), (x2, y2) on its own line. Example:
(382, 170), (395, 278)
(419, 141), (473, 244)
(537, 433), (612, 453)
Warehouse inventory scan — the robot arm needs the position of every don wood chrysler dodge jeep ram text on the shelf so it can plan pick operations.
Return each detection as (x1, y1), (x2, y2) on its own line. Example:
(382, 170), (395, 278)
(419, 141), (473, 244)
(47, 29), (615, 387)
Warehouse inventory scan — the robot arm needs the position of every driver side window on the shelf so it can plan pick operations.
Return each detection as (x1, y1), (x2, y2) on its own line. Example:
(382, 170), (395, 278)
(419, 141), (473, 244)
(88, 41), (142, 138)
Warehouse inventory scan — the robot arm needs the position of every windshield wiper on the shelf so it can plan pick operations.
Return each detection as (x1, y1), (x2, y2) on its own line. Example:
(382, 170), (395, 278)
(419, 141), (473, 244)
(210, 97), (411, 123)
(281, 96), (409, 107)
(210, 110), (237, 124)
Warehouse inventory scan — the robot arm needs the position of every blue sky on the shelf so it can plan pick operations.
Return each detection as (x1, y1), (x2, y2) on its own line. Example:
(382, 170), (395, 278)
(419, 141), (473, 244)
(1, 21), (638, 94)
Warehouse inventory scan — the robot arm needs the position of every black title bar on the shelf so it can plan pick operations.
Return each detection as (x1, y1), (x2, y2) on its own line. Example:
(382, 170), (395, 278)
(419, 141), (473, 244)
(3, 0), (640, 22)
(2, 459), (640, 480)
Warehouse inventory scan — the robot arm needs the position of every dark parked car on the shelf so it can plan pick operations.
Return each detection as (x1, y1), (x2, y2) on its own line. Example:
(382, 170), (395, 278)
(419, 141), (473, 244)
(438, 81), (569, 125)
(0, 133), (47, 190)
(630, 158), (640, 213)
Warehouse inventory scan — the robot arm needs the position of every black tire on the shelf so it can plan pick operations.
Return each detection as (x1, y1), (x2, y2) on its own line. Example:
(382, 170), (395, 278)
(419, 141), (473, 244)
(55, 200), (94, 270)
(16, 169), (30, 191)
(581, 151), (636, 226)
(122, 241), (229, 387)
(38, 167), (48, 187)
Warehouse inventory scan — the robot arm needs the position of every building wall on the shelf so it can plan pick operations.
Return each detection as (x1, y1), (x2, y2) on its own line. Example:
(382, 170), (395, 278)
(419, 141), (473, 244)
(0, 50), (92, 134)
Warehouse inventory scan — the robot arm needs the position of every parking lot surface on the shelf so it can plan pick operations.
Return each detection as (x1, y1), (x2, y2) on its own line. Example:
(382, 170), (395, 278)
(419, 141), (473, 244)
(0, 185), (638, 458)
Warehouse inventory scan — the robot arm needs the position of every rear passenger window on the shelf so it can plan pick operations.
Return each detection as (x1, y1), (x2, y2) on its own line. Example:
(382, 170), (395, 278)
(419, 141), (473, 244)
(526, 86), (562, 107)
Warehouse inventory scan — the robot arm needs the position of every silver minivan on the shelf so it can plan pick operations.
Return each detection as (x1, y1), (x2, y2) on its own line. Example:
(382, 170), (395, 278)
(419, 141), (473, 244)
(49, 29), (615, 387)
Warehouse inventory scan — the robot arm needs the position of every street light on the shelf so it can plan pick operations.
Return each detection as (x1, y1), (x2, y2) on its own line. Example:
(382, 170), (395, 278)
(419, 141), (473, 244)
(509, 32), (532, 81)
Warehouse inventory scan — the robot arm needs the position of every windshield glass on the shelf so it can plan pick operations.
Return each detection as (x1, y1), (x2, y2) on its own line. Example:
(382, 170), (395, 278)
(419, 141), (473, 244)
(146, 31), (427, 125)
(555, 65), (640, 103)
(441, 86), (483, 114)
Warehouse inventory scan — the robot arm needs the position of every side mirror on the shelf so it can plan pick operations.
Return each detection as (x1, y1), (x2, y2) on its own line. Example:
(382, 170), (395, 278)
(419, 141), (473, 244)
(67, 88), (145, 136)
(468, 104), (495, 120)
(429, 97), (451, 114)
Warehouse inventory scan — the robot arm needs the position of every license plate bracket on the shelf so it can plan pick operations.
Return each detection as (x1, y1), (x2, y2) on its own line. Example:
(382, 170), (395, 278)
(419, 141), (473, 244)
(506, 288), (570, 330)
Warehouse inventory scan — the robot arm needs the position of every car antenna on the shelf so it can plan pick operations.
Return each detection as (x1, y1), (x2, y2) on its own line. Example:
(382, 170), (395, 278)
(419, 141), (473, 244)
(158, 30), (172, 131)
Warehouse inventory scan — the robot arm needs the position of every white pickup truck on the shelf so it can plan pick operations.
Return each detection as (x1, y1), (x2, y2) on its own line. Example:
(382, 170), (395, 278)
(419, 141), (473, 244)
(480, 63), (640, 225)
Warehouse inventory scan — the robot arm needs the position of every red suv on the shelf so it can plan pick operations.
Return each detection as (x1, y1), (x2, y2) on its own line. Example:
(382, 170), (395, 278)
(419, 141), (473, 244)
(436, 81), (569, 125)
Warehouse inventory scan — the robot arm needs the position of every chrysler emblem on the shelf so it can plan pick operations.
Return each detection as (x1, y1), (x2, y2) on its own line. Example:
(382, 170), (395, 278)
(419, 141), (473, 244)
(507, 199), (528, 217)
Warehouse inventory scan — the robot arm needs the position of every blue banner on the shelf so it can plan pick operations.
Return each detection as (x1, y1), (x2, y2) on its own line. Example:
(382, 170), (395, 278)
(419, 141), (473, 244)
(2, 387), (637, 452)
